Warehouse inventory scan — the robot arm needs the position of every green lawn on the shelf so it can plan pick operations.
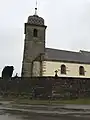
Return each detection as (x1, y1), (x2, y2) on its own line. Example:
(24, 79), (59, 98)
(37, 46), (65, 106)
(10, 98), (90, 105)
(1, 96), (90, 105)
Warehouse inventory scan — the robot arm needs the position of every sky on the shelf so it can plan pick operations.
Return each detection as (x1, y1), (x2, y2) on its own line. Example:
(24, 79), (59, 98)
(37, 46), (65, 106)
(0, 0), (90, 76)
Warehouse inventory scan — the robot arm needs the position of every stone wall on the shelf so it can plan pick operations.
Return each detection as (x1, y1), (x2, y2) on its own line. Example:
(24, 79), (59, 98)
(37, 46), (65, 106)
(0, 77), (90, 99)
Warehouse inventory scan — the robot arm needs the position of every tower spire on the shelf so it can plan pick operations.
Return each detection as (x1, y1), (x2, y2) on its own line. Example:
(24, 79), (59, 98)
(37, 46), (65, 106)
(35, 0), (37, 15)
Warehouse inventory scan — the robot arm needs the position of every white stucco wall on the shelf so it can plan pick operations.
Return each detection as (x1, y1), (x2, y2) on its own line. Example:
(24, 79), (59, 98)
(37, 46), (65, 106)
(42, 61), (90, 78)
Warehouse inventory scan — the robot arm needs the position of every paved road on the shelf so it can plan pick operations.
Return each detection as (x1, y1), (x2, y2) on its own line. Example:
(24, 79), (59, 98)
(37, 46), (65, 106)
(0, 102), (90, 120)
(0, 113), (90, 120)
(0, 108), (90, 120)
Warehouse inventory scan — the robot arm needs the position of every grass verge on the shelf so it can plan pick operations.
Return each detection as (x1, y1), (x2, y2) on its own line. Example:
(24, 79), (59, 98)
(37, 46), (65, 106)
(10, 98), (90, 105)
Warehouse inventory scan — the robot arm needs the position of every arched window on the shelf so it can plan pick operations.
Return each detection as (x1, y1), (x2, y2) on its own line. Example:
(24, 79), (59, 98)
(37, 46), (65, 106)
(79, 66), (85, 75)
(61, 64), (66, 74)
(33, 29), (38, 37)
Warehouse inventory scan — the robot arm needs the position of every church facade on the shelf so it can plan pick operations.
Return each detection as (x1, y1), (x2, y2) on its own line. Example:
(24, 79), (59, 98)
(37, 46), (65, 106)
(21, 8), (90, 78)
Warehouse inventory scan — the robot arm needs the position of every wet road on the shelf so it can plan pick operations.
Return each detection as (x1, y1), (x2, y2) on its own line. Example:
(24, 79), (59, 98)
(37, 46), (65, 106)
(0, 109), (90, 120)
(0, 102), (90, 120)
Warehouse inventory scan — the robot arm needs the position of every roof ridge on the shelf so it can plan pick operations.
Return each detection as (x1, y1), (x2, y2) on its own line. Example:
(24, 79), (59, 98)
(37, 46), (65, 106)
(80, 50), (90, 53)
(46, 47), (80, 54)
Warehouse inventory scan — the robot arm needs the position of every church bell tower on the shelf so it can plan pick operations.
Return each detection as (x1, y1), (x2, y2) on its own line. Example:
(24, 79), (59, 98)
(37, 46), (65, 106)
(21, 6), (47, 77)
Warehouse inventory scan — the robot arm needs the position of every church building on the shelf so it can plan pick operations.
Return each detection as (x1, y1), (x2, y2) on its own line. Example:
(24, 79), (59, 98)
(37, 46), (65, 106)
(21, 7), (90, 78)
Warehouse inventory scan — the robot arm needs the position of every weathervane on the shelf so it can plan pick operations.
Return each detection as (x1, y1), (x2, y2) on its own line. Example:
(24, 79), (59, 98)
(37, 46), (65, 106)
(35, 0), (38, 15)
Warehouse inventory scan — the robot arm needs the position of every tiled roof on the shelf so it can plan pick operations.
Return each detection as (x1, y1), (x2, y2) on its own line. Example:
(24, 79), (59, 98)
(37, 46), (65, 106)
(28, 15), (44, 26)
(45, 48), (90, 64)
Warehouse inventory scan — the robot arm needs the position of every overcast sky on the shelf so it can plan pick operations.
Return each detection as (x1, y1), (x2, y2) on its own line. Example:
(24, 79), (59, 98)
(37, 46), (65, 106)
(0, 0), (90, 76)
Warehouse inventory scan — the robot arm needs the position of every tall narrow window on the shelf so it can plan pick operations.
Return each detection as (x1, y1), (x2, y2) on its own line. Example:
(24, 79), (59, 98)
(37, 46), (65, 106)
(79, 66), (85, 75)
(33, 29), (38, 37)
(61, 64), (66, 74)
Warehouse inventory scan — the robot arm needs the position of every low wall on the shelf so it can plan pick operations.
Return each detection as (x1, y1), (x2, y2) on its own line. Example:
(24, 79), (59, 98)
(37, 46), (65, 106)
(0, 77), (90, 99)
